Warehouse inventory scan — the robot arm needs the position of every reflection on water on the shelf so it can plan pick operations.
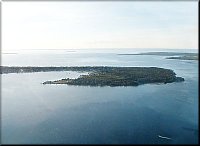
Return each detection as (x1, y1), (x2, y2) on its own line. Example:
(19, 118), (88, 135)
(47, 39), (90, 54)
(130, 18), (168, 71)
(1, 49), (198, 144)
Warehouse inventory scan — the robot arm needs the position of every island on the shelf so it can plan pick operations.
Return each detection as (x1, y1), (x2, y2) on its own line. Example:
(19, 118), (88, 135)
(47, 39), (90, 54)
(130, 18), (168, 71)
(0, 66), (184, 87)
(166, 55), (198, 60)
(118, 52), (198, 60)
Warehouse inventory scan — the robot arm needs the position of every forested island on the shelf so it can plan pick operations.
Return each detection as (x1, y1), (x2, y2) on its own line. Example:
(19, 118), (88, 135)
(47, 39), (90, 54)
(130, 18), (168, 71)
(43, 67), (184, 86)
(0, 66), (184, 87)
(118, 52), (198, 60)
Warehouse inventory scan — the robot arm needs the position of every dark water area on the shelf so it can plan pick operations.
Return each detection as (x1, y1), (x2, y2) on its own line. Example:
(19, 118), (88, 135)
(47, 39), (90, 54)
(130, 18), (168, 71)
(1, 49), (198, 144)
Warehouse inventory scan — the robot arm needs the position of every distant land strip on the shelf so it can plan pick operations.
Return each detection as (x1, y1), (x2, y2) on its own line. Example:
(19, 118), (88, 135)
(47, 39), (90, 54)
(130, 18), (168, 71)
(2, 53), (18, 55)
(117, 52), (198, 60)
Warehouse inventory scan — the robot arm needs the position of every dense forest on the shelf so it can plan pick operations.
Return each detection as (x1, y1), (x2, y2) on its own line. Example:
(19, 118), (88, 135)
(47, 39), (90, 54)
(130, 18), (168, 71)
(40, 67), (184, 86)
(0, 66), (184, 87)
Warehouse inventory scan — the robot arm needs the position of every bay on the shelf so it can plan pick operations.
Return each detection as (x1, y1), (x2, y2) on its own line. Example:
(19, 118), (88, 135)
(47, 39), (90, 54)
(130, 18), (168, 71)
(1, 48), (198, 144)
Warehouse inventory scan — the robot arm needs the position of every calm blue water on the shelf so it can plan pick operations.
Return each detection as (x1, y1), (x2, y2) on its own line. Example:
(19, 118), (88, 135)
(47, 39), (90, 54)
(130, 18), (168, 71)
(1, 49), (198, 144)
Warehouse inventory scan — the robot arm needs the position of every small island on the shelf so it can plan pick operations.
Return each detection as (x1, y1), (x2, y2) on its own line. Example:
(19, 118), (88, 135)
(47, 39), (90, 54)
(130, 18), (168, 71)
(118, 52), (198, 60)
(41, 67), (184, 86)
(0, 66), (184, 87)
(166, 55), (198, 60)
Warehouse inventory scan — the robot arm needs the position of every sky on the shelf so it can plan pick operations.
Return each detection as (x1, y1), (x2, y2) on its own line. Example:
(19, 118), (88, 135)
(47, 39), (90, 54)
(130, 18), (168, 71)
(2, 1), (198, 52)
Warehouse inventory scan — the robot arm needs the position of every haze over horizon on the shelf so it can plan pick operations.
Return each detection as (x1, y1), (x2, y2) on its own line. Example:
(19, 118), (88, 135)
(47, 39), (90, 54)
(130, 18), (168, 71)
(2, 1), (198, 52)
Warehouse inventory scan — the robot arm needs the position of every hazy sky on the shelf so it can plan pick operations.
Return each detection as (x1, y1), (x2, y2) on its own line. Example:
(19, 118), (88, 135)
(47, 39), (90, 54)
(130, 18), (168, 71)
(2, 1), (198, 52)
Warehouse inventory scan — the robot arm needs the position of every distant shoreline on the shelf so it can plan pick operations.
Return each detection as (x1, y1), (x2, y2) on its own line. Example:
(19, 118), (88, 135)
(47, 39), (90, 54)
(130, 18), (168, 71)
(117, 52), (198, 60)
(2, 53), (18, 55)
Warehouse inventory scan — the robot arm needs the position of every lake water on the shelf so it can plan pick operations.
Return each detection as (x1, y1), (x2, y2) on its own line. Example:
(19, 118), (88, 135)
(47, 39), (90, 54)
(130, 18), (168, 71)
(1, 49), (198, 144)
